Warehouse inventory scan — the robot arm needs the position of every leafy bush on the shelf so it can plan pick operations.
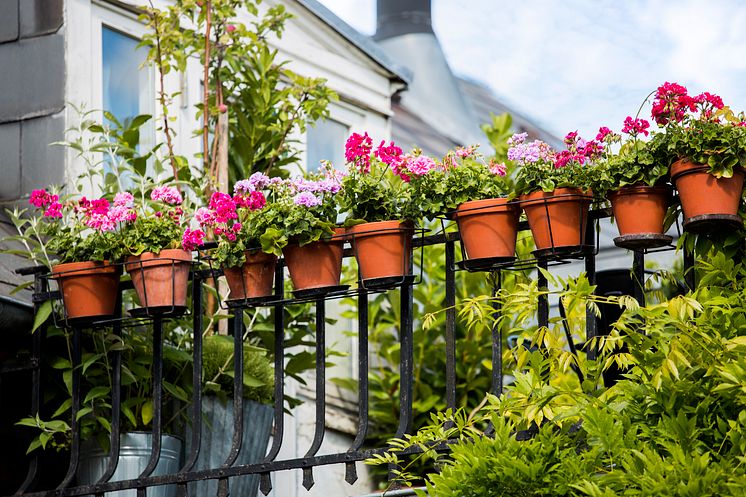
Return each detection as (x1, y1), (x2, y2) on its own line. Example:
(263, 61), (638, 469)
(202, 334), (273, 404)
(371, 244), (746, 496)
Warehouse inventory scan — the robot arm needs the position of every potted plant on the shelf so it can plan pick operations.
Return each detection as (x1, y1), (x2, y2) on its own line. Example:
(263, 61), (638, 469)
(121, 184), (201, 311)
(195, 173), (273, 301)
(407, 145), (518, 263)
(7, 188), (129, 320)
(511, 132), (597, 251)
(187, 334), (274, 497)
(336, 133), (415, 283)
(593, 121), (673, 247)
(255, 165), (346, 294)
(652, 82), (746, 228)
(17, 324), (192, 497)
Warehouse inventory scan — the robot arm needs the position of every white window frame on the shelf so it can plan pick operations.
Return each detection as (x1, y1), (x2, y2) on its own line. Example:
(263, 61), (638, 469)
(65, 0), (157, 184)
(303, 99), (365, 172)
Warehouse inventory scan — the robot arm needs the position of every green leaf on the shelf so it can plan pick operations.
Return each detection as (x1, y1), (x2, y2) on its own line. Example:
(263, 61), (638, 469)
(84, 386), (110, 404)
(141, 400), (153, 426)
(32, 300), (53, 333)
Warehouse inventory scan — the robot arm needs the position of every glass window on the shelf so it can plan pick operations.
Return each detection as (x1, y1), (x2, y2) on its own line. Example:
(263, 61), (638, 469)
(306, 118), (349, 172)
(102, 26), (149, 124)
(101, 26), (150, 177)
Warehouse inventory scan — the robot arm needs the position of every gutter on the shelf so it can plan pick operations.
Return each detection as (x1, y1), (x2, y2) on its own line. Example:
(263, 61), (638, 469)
(0, 294), (34, 333)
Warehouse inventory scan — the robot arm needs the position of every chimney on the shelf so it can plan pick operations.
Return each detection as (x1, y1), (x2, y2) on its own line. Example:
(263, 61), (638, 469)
(374, 0), (433, 40)
(373, 0), (483, 147)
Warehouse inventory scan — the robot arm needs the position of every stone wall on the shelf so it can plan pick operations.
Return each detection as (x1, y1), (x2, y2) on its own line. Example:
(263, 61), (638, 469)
(0, 0), (65, 201)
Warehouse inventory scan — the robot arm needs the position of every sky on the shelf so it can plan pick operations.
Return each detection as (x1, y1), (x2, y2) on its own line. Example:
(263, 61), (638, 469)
(317, 0), (746, 140)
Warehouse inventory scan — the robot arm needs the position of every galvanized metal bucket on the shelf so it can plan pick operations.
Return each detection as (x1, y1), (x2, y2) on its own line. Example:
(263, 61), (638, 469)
(77, 432), (183, 497)
(186, 397), (273, 497)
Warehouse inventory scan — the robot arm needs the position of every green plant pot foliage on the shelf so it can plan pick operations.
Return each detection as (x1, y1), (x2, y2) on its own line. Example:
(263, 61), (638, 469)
(511, 131), (598, 196)
(591, 123), (670, 198)
(651, 82), (746, 176)
(405, 145), (510, 221)
(17, 323), (192, 454)
(336, 133), (414, 225)
(196, 167), (343, 267)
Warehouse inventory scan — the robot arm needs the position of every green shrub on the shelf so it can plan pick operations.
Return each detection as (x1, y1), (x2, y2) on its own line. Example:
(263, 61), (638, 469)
(202, 334), (273, 405)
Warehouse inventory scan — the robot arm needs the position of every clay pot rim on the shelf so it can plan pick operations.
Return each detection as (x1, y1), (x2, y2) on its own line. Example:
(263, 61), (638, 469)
(454, 197), (518, 219)
(287, 227), (348, 247)
(671, 158), (746, 181)
(125, 248), (193, 264)
(519, 187), (593, 206)
(51, 260), (122, 278)
(347, 220), (414, 237)
(608, 184), (673, 199)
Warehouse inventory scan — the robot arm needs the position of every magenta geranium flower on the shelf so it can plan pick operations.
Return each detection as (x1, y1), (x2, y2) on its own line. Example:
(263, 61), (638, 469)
(621, 116), (650, 137)
(151, 185), (183, 205)
(182, 228), (205, 251)
(345, 132), (373, 172)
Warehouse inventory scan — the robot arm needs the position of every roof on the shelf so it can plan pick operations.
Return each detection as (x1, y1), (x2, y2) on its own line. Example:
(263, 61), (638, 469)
(457, 77), (563, 149)
(390, 76), (564, 158)
(390, 100), (459, 157)
(294, 0), (413, 85)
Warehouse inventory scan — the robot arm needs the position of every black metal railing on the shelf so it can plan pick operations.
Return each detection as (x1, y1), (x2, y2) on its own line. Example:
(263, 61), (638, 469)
(3, 205), (694, 497)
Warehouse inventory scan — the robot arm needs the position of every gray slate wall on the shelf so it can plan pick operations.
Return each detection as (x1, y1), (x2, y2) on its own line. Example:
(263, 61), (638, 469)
(0, 0), (65, 201)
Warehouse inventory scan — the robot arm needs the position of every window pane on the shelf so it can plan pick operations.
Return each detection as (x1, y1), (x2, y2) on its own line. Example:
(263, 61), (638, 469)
(102, 26), (147, 124)
(306, 118), (348, 172)
(102, 26), (150, 179)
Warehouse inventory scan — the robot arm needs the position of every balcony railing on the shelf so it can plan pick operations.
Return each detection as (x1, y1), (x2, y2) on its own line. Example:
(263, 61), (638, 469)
(3, 205), (694, 497)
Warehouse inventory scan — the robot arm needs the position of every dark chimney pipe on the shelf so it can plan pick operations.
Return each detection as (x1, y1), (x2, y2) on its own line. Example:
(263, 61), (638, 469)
(374, 0), (433, 41)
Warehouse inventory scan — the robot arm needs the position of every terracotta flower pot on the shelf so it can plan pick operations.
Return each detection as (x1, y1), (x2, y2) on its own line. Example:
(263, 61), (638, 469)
(671, 158), (745, 220)
(348, 220), (413, 281)
(454, 198), (519, 260)
(223, 250), (277, 300)
(609, 185), (672, 236)
(283, 228), (345, 291)
(520, 188), (593, 250)
(125, 249), (192, 309)
(51, 261), (121, 320)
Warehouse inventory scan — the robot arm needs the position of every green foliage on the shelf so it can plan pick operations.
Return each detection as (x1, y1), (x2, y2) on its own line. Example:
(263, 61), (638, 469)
(202, 334), (273, 404)
(140, 0), (337, 186)
(18, 325), (192, 453)
(371, 243), (746, 496)
(120, 211), (185, 256)
(225, 42), (336, 182)
(337, 159), (410, 224)
(661, 113), (746, 178)
(481, 112), (514, 161)
(592, 132), (671, 198)
(514, 155), (596, 196)
(405, 145), (511, 221)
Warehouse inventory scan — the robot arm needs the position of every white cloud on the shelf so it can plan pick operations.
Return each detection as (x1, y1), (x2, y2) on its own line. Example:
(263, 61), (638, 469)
(316, 0), (746, 139)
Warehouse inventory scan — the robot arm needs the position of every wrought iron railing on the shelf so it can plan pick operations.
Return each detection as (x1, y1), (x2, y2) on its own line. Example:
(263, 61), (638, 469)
(3, 205), (695, 497)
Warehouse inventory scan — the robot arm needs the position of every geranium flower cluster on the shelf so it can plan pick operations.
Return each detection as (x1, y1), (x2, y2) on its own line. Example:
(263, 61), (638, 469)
(651, 81), (726, 125)
(507, 133), (555, 166)
(621, 117), (650, 137)
(554, 131), (603, 169)
(194, 175), (269, 244)
(28, 189), (138, 232)
(345, 132), (373, 172)
(151, 185), (183, 205)
(29, 189), (63, 218)
(346, 133), (438, 183)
